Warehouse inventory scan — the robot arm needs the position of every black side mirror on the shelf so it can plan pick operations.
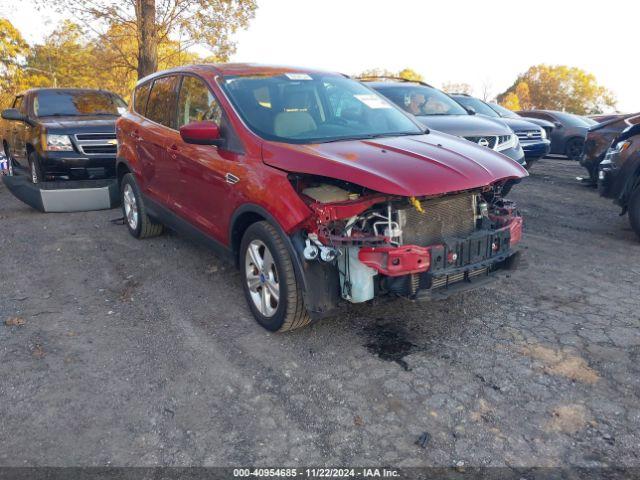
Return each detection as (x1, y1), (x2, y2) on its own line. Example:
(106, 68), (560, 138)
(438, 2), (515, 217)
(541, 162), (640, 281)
(554, 121), (563, 128)
(465, 106), (477, 115)
(1, 108), (25, 122)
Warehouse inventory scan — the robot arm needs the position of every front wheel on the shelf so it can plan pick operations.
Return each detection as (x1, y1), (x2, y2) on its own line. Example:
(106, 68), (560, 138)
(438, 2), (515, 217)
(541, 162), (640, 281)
(240, 221), (310, 332)
(628, 187), (640, 241)
(28, 152), (42, 184)
(565, 138), (584, 161)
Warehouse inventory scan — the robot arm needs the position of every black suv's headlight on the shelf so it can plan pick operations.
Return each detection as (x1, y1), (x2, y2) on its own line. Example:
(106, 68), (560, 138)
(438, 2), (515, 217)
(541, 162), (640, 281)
(42, 133), (74, 151)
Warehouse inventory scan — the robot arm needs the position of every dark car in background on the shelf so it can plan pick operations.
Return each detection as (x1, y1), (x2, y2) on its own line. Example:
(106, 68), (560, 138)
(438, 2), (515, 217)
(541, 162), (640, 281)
(516, 110), (593, 160)
(452, 94), (550, 168)
(361, 78), (526, 168)
(488, 103), (555, 140)
(1, 88), (126, 183)
(598, 123), (640, 239)
(581, 113), (640, 184)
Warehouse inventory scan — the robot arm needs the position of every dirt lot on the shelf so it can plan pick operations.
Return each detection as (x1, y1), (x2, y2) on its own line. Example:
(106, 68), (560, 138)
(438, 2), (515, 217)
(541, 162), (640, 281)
(0, 158), (639, 468)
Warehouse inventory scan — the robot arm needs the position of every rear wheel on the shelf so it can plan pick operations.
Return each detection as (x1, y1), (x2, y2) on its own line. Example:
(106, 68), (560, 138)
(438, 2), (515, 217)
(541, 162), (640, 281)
(565, 137), (584, 161)
(628, 187), (640, 241)
(120, 173), (163, 239)
(28, 151), (42, 184)
(240, 221), (310, 332)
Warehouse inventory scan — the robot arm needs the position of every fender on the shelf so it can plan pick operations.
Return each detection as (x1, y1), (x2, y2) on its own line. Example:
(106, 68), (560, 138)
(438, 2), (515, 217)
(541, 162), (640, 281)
(230, 203), (341, 318)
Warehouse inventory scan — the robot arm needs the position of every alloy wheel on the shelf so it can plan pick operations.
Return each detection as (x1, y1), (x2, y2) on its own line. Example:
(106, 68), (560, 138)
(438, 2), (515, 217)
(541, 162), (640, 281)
(245, 239), (280, 317)
(123, 183), (139, 231)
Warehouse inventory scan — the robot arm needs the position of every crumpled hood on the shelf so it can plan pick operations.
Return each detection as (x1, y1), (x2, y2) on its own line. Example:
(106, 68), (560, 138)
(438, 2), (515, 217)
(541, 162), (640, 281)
(415, 114), (512, 137)
(262, 131), (528, 197)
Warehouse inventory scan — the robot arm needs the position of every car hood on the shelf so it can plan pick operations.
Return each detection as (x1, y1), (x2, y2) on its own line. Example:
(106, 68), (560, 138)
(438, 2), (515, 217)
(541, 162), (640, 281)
(498, 117), (543, 132)
(262, 131), (528, 197)
(37, 115), (118, 134)
(516, 116), (555, 129)
(414, 114), (512, 137)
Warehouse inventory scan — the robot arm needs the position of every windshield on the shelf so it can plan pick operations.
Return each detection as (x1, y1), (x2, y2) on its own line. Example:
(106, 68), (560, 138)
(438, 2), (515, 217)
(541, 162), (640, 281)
(454, 96), (499, 118)
(552, 111), (594, 128)
(489, 103), (520, 119)
(372, 85), (468, 116)
(34, 90), (127, 117)
(221, 73), (422, 144)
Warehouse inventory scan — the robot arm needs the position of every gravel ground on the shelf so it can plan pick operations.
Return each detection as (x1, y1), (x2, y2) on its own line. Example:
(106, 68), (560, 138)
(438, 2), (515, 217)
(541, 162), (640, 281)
(0, 158), (639, 468)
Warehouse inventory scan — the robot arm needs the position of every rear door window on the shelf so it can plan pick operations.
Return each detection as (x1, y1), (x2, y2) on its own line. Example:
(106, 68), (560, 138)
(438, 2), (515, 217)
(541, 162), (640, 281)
(146, 76), (178, 128)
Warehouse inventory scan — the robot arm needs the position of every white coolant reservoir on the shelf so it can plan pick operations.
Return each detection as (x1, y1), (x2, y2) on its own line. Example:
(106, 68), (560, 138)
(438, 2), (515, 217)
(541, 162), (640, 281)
(339, 248), (377, 303)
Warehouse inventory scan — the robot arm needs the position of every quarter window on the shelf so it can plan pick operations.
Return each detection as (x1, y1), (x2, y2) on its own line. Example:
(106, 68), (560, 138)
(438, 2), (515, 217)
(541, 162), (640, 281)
(177, 75), (223, 128)
(146, 76), (178, 128)
(133, 82), (152, 115)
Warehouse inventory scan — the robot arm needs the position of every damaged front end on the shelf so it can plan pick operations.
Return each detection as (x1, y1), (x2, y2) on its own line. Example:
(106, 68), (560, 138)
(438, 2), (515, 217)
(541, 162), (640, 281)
(289, 174), (523, 316)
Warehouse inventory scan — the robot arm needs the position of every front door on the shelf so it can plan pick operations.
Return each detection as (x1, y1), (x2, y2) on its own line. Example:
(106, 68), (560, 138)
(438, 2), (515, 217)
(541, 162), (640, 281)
(170, 74), (244, 244)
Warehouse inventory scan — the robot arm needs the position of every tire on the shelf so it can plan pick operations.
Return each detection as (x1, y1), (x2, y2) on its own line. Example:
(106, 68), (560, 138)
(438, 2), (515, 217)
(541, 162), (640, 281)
(565, 137), (584, 161)
(120, 173), (163, 239)
(629, 187), (640, 241)
(28, 151), (42, 184)
(240, 221), (310, 332)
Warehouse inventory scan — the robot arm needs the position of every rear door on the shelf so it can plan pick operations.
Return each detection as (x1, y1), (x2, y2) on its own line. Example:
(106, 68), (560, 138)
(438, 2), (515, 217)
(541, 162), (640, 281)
(136, 75), (179, 208)
(167, 74), (245, 243)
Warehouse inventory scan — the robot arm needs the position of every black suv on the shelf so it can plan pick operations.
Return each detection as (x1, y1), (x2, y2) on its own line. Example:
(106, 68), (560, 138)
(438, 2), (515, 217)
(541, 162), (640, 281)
(1, 88), (126, 183)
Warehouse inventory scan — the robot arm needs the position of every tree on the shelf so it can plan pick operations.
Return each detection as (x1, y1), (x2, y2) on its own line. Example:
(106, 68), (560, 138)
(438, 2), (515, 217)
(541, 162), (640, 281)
(497, 64), (616, 114)
(500, 92), (520, 111)
(398, 68), (423, 82)
(0, 18), (29, 106)
(357, 67), (424, 82)
(37, 0), (258, 79)
(442, 82), (473, 95)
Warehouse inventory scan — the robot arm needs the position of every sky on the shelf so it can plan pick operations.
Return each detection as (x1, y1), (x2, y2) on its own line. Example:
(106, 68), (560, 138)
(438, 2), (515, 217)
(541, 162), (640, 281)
(2, 0), (638, 112)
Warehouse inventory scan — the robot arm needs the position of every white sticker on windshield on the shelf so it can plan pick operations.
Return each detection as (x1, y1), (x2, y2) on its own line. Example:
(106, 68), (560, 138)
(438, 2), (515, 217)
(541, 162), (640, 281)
(285, 73), (313, 81)
(354, 94), (393, 109)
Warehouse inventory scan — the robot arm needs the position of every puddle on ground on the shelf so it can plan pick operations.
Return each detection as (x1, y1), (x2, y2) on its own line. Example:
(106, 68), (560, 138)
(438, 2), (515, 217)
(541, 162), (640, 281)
(364, 322), (419, 371)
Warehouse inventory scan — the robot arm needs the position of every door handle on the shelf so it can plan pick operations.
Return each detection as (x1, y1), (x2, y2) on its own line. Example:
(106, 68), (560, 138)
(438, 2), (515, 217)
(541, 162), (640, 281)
(131, 129), (140, 139)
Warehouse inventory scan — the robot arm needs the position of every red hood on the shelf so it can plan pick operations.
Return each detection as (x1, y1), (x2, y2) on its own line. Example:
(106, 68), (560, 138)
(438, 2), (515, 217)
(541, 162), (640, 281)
(262, 131), (528, 197)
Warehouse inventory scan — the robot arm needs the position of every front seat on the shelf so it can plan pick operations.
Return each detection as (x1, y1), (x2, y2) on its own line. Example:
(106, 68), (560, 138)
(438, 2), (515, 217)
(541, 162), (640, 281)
(274, 90), (317, 138)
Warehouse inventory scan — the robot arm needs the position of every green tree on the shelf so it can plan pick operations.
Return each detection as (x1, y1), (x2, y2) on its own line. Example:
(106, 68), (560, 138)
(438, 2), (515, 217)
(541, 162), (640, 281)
(37, 0), (257, 79)
(497, 64), (616, 114)
(357, 67), (424, 82)
(398, 68), (423, 82)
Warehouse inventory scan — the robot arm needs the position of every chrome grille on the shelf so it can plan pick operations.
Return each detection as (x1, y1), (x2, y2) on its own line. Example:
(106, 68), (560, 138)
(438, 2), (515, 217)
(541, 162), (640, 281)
(516, 130), (542, 141)
(399, 193), (477, 246)
(465, 136), (497, 149)
(73, 133), (117, 156)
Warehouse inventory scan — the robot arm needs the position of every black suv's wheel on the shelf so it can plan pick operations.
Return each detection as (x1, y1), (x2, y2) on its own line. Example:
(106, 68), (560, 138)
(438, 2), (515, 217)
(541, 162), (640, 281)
(240, 221), (310, 332)
(28, 151), (42, 184)
(628, 187), (640, 241)
(120, 173), (163, 239)
(565, 137), (584, 161)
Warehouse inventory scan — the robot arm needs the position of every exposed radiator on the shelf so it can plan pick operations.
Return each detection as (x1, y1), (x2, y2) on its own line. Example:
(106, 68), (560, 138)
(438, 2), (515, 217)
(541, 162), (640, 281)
(399, 192), (477, 246)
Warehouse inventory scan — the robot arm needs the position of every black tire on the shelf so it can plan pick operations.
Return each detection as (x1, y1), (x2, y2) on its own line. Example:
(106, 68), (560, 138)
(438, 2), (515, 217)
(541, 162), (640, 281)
(28, 151), (42, 184)
(120, 173), (163, 239)
(565, 137), (584, 161)
(629, 187), (640, 241)
(239, 221), (310, 332)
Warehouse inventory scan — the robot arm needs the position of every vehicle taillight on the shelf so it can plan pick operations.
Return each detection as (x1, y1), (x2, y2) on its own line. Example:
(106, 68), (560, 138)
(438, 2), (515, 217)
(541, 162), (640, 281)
(509, 217), (523, 246)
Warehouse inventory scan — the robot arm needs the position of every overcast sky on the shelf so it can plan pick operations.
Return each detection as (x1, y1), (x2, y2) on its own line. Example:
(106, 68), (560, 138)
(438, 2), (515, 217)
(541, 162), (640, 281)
(2, 0), (638, 112)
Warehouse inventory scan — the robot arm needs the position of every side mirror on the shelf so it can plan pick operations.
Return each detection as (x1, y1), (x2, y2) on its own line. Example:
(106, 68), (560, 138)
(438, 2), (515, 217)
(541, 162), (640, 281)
(554, 121), (563, 128)
(465, 106), (476, 115)
(2, 108), (26, 122)
(179, 121), (222, 145)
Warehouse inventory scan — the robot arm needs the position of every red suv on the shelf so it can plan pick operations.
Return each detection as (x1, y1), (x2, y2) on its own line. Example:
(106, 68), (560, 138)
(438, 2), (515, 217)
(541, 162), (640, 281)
(116, 64), (527, 332)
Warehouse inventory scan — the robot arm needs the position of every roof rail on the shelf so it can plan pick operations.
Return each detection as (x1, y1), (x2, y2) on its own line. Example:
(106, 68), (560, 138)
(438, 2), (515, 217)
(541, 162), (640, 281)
(356, 76), (434, 88)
